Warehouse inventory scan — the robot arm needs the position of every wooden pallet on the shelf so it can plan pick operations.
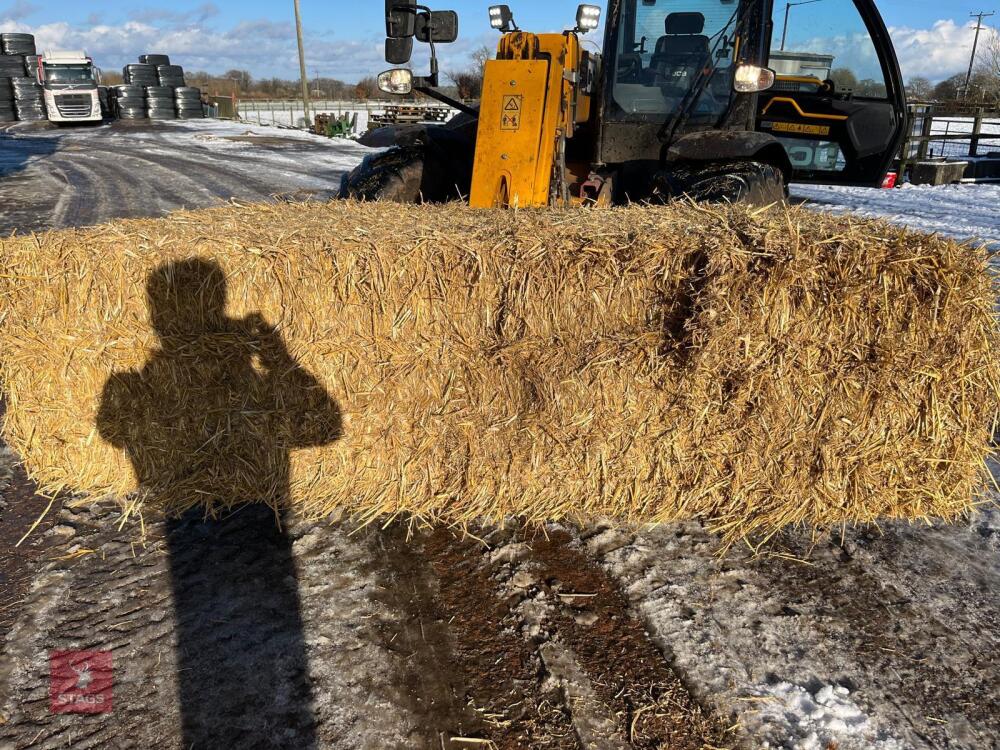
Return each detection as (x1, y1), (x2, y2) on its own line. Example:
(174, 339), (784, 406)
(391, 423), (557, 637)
(369, 104), (451, 129)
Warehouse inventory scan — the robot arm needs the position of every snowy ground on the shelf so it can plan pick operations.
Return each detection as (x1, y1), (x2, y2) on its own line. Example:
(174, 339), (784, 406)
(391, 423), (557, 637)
(791, 182), (1000, 251)
(1, 118), (999, 749)
(0, 118), (377, 234)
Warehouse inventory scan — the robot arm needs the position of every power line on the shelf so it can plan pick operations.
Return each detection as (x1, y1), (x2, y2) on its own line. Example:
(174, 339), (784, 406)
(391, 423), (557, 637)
(965, 10), (996, 95)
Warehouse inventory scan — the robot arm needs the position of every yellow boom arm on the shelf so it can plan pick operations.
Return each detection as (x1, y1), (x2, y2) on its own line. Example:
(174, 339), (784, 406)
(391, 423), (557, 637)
(469, 31), (592, 208)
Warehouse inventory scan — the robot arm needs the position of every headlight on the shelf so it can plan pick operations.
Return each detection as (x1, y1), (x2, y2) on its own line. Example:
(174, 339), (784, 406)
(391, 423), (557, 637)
(733, 64), (776, 93)
(377, 68), (414, 96)
(576, 4), (601, 33)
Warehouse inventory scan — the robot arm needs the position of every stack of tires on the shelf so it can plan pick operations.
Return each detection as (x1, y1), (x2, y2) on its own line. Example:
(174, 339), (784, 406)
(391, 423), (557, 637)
(0, 54), (26, 78)
(122, 63), (158, 88)
(157, 64), (185, 87)
(12, 76), (46, 121)
(23, 54), (39, 81)
(113, 84), (146, 120)
(145, 85), (176, 119)
(0, 33), (41, 123)
(119, 54), (207, 122)
(174, 86), (203, 119)
(0, 76), (16, 122)
(0, 33), (36, 57)
(97, 86), (111, 118)
(139, 54), (170, 67)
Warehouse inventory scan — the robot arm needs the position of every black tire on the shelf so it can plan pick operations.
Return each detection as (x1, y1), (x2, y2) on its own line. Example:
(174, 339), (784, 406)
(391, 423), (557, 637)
(1, 33), (36, 56)
(157, 65), (185, 87)
(123, 64), (158, 87)
(340, 123), (477, 204)
(657, 160), (788, 207)
(338, 145), (452, 203)
(140, 54), (170, 66)
(0, 59), (26, 77)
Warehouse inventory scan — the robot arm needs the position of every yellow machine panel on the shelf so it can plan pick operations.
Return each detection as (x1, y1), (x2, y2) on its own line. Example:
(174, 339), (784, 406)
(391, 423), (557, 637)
(469, 58), (552, 208)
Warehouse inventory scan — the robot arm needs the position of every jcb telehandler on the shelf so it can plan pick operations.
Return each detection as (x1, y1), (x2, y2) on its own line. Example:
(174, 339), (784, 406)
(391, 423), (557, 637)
(340, 0), (907, 207)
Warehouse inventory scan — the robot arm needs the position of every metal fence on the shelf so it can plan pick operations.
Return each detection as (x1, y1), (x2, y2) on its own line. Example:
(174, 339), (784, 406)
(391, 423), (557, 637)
(898, 104), (1000, 177)
(236, 99), (444, 131)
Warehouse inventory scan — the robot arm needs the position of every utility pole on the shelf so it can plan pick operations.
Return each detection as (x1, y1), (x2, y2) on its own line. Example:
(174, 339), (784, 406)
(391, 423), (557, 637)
(293, 0), (311, 125)
(781, 0), (824, 52)
(964, 10), (996, 98)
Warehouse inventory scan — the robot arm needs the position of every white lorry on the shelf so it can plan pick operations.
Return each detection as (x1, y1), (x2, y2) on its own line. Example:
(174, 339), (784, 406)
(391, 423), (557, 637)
(36, 50), (103, 123)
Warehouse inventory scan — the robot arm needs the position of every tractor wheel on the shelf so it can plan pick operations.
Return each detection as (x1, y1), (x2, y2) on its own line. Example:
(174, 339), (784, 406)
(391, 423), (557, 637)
(339, 123), (477, 205)
(339, 145), (430, 203)
(654, 160), (788, 207)
(685, 161), (788, 206)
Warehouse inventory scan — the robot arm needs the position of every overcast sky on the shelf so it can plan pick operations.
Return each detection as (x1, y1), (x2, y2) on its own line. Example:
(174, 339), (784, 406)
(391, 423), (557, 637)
(0, 1), (995, 83)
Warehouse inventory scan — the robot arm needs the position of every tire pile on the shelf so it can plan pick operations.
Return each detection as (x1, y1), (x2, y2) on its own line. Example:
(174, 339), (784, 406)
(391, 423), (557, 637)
(0, 33), (46, 122)
(117, 54), (203, 120)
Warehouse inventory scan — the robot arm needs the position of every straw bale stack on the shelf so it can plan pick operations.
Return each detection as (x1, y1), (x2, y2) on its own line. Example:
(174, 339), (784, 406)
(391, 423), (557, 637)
(0, 201), (997, 543)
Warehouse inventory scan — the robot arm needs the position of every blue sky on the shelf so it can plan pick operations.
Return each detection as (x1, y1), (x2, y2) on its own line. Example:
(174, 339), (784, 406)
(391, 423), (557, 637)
(1, 1), (995, 82)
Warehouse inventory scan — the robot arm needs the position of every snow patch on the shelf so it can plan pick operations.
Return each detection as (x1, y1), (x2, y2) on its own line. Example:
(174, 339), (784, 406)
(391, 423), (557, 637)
(749, 681), (904, 750)
(792, 182), (1000, 250)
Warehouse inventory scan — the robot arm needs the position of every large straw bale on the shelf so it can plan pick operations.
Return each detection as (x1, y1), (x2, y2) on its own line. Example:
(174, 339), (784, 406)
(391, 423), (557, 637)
(0, 201), (997, 544)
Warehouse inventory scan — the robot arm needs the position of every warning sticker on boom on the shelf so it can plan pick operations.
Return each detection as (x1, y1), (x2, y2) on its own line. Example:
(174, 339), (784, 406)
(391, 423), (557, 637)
(501, 95), (522, 131)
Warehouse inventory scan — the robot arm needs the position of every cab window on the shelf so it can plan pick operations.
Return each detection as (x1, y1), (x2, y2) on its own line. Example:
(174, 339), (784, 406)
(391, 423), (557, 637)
(770, 0), (889, 99)
(611, 0), (744, 121)
(764, 0), (891, 172)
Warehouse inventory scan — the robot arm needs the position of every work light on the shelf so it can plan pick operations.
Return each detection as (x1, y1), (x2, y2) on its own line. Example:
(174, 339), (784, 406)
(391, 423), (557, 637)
(575, 4), (601, 33)
(489, 5), (515, 32)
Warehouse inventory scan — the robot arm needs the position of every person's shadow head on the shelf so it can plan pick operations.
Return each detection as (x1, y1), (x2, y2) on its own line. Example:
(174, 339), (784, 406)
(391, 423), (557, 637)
(146, 258), (229, 343)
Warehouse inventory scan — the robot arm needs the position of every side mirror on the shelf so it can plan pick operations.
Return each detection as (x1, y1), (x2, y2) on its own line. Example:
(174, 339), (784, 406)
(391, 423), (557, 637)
(385, 37), (414, 65)
(733, 64), (775, 93)
(415, 11), (459, 43)
(385, 0), (417, 38)
(378, 68), (414, 96)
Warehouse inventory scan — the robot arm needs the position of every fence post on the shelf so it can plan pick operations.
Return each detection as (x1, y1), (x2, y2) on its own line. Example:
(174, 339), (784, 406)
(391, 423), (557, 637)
(970, 108), (983, 157)
(917, 110), (933, 160)
(897, 105), (917, 183)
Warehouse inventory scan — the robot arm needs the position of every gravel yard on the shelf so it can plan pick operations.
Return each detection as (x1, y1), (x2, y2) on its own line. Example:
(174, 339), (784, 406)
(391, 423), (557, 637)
(1, 119), (998, 750)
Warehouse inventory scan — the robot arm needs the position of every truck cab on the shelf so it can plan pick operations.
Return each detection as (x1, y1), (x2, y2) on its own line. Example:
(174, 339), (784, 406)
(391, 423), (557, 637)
(37, 50), (103, 124)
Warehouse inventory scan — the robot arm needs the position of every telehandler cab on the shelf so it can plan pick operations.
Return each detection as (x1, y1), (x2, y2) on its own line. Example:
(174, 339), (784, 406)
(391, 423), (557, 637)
(340, 0), (907, 207)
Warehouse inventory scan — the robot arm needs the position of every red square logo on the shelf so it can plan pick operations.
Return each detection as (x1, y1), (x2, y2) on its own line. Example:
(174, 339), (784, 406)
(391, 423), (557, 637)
(49, 651), (113, 714)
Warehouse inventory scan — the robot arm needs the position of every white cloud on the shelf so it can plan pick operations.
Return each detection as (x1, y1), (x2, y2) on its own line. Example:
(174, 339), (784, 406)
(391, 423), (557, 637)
(0, 12), (493, 83)
(3, 10), (980, 85)
(888, 19), (980, 81)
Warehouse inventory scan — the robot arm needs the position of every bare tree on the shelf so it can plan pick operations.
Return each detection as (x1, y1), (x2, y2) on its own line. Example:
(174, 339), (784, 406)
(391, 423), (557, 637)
(932, 73), (966, 102)
(973, 28), (1000, 103)
(224, 69), (253, 91)
(470, 45), (492, 75)
(354, 76), (378, 100)
(446, 46), (493, 102)
(905, 76), (933, 102)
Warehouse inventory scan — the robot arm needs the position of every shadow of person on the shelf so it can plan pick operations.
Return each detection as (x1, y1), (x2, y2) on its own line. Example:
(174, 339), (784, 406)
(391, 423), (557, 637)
(96, 259), (342, 749)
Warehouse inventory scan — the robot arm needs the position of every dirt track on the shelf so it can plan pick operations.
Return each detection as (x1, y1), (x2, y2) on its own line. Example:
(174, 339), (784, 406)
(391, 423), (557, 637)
(0, 120), (368, 234)
(1, 119), (999, 749)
